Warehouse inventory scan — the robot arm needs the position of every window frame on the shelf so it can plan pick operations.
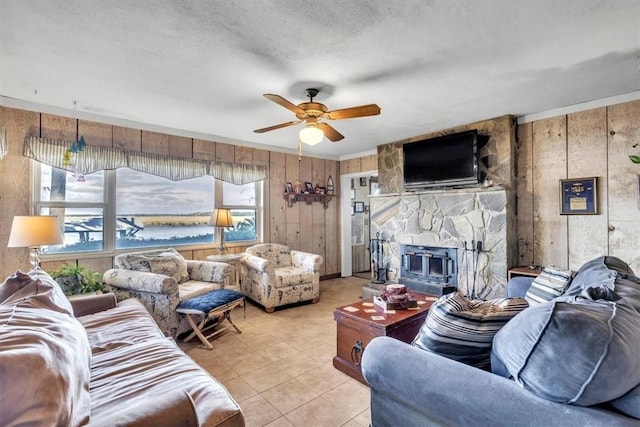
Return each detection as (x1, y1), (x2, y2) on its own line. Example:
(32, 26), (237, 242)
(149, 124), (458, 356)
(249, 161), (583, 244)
(32, 161), (262, 260)
(214, 179), (262, 247)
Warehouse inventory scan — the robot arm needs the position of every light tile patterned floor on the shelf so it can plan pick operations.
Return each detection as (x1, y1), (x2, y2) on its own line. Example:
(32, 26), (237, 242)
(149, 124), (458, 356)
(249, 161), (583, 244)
(179, 276), (372, 427)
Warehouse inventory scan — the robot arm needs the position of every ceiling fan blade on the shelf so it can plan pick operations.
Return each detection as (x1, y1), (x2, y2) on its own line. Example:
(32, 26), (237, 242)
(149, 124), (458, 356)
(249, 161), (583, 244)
(324, 104), (381, 120)
(263, 94), (306, 115)
(253, 120), (302, 133)
(318, 122), (344, 142)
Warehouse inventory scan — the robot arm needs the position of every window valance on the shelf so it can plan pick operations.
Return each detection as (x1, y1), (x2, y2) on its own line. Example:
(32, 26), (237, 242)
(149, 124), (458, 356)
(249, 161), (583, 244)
(23, 136), (267, 185)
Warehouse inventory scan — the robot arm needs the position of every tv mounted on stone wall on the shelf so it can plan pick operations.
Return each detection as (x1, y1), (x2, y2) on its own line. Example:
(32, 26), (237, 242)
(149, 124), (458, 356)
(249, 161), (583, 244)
(403, 130), (480, 190)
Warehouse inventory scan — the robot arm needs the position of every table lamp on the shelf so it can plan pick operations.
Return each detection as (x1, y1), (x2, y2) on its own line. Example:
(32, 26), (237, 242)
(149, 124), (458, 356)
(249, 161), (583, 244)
(8, 215), (64, 272)
(209, 208), (233, 254)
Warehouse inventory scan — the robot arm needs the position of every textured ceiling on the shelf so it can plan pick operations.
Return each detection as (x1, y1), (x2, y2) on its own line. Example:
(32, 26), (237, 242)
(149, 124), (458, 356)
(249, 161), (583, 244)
(1, 0), (639, 160)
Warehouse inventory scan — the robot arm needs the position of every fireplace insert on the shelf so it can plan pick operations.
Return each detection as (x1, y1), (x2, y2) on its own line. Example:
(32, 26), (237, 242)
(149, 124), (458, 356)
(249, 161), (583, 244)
(399, 245), (457, 295)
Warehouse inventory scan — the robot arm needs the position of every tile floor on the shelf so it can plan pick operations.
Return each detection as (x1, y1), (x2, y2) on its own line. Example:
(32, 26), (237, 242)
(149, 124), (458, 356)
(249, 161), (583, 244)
(179, 276), (372, 427)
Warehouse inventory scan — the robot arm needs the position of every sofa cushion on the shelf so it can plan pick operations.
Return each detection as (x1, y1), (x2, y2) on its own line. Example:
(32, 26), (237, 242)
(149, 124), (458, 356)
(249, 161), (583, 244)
(610, 382), (640, 419)
(117, 248), (190, 283)
(178, 280), (223, 301)
(275, 266), (314, 288)
(525, 265), (572, 305)
(0, 271), (92, 427)
(0, 270), (74, 315)
(412, 292), (528, 369)
(492, 256), (640, 406)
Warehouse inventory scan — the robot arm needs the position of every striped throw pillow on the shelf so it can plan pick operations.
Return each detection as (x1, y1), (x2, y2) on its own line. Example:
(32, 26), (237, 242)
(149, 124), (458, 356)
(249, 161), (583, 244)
(525, 266), (573, 305)
(412, 292), (528, 369)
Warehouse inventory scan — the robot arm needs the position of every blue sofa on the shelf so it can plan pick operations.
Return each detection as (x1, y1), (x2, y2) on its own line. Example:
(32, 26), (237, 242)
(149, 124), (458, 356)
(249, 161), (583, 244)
(361, 256), (640, 427)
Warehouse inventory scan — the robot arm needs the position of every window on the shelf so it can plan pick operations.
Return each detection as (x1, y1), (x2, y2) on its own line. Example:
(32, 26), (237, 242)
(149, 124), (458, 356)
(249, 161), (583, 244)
(115, 169), (215, 249)
(218, 181), (260, 243)
(33, 162), (261, 256)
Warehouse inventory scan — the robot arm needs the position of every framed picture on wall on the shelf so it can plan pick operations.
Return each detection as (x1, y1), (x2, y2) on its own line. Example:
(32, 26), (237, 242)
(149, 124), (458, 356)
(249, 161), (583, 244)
(284, 182), (293, 193)
(560, 177), (598, 215)
(304, 182), (314, 193)
(354, 201), (365, 213)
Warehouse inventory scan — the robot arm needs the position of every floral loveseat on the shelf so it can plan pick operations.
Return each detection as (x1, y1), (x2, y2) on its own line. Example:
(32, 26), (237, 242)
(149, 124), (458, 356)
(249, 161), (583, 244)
(103, 248), (231, 338)
(240, 243), (323, 313)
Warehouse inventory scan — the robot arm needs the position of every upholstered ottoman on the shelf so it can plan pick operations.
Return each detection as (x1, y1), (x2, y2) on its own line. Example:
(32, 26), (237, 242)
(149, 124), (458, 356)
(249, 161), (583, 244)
(176, 289), (244, 349)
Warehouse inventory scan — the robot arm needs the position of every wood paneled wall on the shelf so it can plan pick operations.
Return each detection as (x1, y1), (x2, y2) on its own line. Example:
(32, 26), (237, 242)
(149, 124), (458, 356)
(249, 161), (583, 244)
(0, 106), (341, 279)
(516, 99), (640, 272)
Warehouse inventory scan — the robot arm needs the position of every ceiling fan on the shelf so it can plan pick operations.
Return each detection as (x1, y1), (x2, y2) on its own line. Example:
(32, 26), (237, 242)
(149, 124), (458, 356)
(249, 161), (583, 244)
(254, 88), (381, 145)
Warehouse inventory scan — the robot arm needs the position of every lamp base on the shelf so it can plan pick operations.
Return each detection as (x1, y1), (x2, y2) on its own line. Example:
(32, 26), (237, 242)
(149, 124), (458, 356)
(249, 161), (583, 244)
(29, 247), (42, 271)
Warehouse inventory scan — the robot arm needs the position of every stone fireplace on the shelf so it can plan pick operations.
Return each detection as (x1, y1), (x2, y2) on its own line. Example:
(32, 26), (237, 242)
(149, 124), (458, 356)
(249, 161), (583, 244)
(370, 187), (514, 298)
(365, 115), (517, 299)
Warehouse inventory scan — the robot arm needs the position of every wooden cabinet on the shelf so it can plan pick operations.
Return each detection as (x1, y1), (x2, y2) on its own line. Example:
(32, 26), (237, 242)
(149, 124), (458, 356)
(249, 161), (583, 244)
(333, 292), (434, 384)
(283, 192), (334, 208)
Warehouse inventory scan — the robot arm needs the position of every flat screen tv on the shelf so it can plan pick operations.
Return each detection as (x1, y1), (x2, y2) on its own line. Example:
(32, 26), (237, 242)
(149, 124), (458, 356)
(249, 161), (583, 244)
(403, 130), (479, 190)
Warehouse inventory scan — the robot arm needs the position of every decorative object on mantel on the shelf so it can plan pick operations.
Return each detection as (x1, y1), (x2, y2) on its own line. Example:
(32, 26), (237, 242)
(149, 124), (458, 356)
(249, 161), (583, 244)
(0, 123), (7, 160)
(284, 182), (294, 193)
(294, 179), (302, 194)
(326, 175), (335, 195)
(559, 177), (598, 215)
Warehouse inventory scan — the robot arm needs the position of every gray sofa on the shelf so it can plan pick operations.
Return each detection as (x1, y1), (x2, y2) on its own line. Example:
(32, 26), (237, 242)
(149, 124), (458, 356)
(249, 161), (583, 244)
(362, 256), (640, 427)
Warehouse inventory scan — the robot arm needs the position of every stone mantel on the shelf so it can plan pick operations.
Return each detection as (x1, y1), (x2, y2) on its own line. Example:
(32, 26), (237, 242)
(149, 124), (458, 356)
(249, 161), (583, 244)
(370, 186), (515, 299)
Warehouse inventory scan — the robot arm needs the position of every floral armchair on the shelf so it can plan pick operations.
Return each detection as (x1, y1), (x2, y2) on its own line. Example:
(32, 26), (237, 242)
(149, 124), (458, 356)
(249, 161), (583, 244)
(102, 248), (231, 338)
(240, 243), (323, 313)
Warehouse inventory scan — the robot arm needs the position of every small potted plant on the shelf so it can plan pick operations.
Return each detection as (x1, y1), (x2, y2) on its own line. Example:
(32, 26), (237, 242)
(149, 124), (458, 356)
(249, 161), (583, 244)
(48, 264), (106, 296)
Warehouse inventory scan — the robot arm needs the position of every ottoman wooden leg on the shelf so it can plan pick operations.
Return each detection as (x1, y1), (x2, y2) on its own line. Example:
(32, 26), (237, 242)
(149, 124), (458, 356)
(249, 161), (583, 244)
(185, 314), (213, 350)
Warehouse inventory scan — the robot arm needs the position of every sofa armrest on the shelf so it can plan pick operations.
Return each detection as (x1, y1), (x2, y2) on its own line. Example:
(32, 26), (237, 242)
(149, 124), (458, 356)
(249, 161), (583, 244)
(103, 269), (178, 294)
(291, 250), (323, 271)
(506, 276), (535, 298)
(241, 253), (272, 273)
(361, 337), (635, 427)
(186, 260), (230, 283)
(69, 293), (117, 317)
(87, 389), (199, 427)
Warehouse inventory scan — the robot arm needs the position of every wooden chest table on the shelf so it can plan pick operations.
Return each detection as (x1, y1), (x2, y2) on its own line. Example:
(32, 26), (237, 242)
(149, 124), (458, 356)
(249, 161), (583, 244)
(333, 291), (437, 384)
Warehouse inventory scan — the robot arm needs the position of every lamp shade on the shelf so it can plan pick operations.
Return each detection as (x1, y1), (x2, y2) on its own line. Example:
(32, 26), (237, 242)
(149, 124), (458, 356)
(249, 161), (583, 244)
(8, 216), (64, 248)
(209, 208), (233, 227)
(299, 124), (324, 145)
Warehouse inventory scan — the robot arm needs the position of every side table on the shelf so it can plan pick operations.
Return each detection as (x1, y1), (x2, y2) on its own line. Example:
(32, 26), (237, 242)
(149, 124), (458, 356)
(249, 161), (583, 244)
(333, 291), (436, 384)
(207, 253), (244, 289)
(507, 266), (542, 281)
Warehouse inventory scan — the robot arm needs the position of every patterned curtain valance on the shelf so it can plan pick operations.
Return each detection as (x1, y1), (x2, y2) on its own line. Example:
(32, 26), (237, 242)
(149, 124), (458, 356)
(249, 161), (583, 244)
(23, 136), (267, 185)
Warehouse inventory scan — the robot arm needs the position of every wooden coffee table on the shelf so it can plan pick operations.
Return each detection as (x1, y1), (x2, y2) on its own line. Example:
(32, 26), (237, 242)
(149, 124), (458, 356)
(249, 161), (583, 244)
(333, 291), (437, 384)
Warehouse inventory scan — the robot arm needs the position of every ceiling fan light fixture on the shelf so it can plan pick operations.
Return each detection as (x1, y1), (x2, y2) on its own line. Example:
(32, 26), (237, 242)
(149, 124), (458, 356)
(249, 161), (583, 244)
(299, 123), (324, 145)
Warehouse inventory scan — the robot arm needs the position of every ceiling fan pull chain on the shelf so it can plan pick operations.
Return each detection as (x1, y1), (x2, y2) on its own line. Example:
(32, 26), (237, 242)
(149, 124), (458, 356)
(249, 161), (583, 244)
(298, 139), (302, 161)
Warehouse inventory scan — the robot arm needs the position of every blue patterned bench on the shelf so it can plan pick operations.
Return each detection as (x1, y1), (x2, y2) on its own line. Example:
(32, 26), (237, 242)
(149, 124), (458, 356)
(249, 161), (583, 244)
(176, 289), (244, 349)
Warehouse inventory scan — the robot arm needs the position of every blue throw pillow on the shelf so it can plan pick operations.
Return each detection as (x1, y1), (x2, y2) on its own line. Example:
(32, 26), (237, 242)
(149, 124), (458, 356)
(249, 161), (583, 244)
(492, 256), (640, 406)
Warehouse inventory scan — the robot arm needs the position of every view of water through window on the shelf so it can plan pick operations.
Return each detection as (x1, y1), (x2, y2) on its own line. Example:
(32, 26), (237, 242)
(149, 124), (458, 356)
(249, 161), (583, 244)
(38, 165), (257, 254)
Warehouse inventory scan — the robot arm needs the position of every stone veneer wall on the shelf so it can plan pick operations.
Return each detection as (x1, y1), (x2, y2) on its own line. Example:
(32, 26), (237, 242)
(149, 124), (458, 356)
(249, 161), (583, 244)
(372, 115), (517, 297)
(371, 187), (510, 299)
